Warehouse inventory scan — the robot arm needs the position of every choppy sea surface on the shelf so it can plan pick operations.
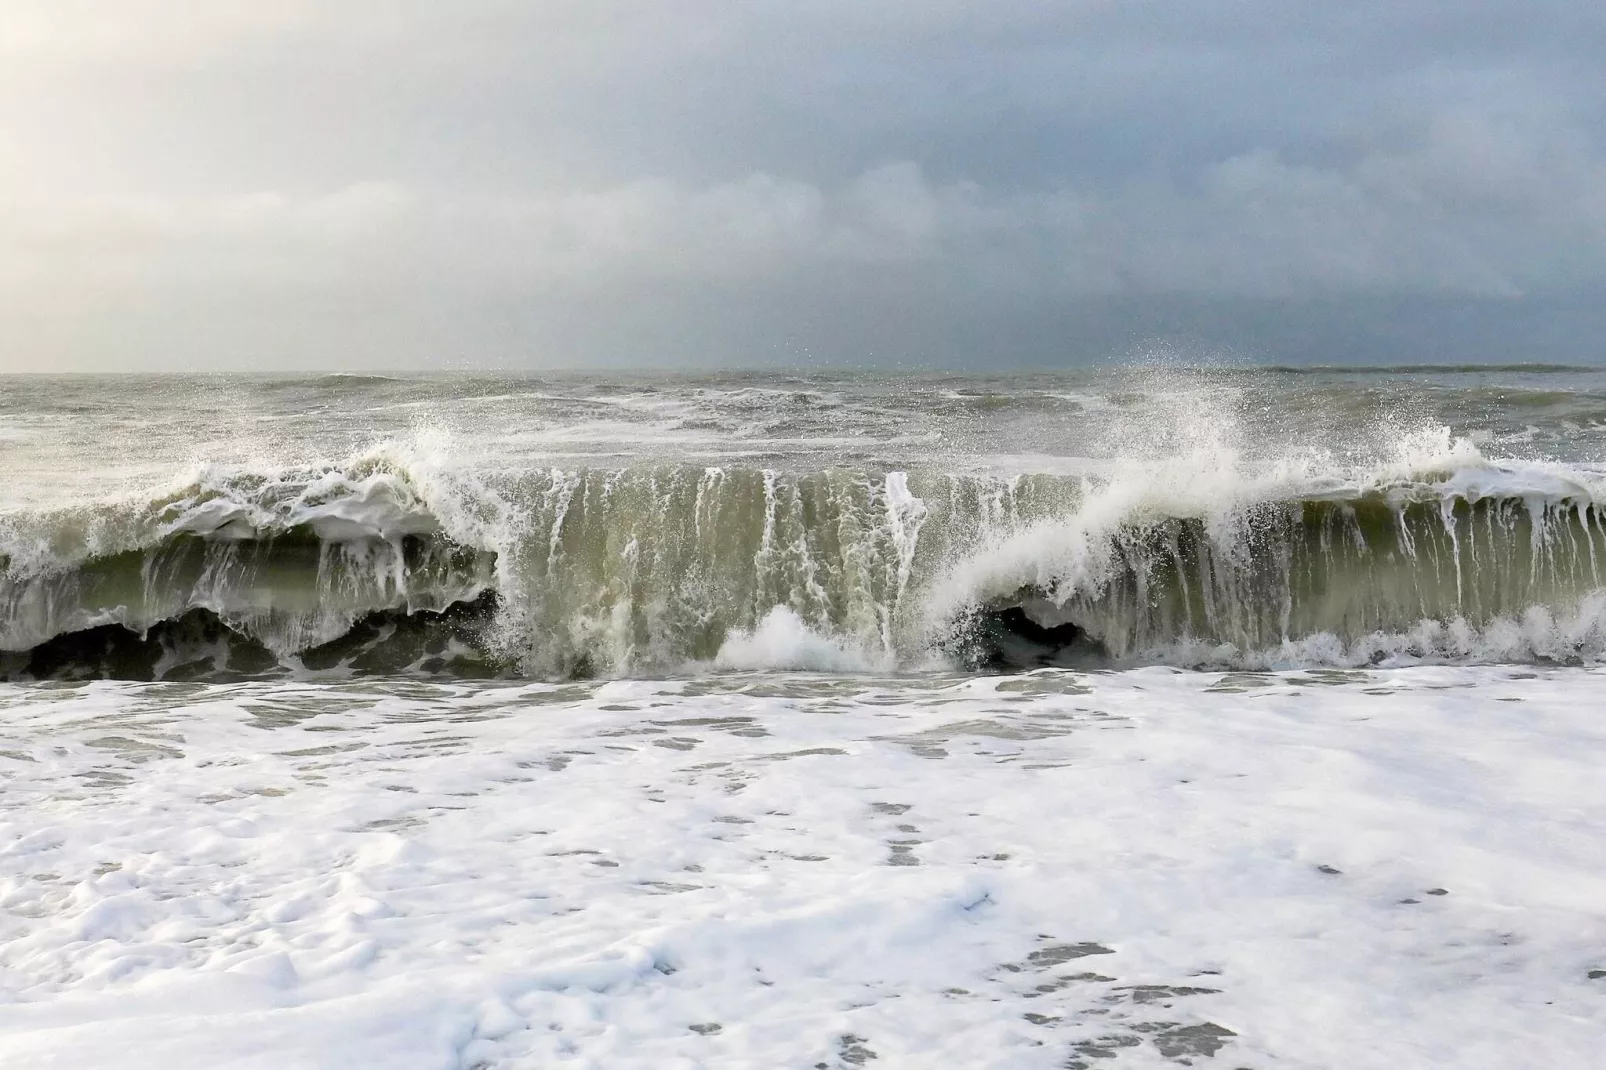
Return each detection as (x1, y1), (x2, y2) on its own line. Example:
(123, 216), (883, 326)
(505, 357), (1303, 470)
(3, 367), (1606, 1068)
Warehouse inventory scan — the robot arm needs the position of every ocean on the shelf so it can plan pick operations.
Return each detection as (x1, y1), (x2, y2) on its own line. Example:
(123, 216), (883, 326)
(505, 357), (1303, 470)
(2, 366), (1605, 1068)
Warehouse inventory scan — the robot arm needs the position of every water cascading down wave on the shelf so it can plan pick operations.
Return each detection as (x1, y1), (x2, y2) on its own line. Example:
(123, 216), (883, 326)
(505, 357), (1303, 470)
(6, 440), (1606, 680)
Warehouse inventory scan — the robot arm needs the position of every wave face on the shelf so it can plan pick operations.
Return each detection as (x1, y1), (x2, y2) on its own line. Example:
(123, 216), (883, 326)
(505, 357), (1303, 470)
(952, 493), (1606, 670)
(9, 368), (1606, 679)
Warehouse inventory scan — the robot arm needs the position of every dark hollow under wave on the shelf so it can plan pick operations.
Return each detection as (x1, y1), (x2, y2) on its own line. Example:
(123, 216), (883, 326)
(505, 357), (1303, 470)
(3, 591), (504, 683)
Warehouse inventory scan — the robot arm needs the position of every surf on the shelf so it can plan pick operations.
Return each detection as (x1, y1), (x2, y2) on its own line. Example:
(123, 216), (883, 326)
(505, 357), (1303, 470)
(7, 414), (1606, 679)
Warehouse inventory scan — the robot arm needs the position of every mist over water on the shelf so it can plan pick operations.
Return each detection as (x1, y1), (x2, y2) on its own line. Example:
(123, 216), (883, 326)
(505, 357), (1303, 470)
(7, 365), (1606, 680)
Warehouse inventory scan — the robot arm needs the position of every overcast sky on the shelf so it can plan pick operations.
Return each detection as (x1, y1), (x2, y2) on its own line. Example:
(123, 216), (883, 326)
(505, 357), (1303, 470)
(3, 1), (1604, 371)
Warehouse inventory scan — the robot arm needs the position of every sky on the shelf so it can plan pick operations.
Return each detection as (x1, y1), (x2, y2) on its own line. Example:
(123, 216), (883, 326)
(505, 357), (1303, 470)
(2, 1), (1604, 371)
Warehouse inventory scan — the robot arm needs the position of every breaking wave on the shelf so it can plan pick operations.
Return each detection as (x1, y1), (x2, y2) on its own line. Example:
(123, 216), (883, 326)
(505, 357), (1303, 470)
(8, 427), (1606, 680)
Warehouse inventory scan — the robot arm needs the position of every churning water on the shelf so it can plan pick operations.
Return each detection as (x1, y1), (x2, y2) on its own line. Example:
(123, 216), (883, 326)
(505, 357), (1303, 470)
(8, 365), (1606, 679)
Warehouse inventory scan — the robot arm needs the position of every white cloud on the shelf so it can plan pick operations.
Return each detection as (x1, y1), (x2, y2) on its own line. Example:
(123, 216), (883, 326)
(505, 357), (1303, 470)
(11, 118), (1602, 304)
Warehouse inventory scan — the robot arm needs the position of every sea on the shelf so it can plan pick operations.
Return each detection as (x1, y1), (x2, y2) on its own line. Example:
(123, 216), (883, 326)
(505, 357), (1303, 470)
(2, 365), (1605, 1068)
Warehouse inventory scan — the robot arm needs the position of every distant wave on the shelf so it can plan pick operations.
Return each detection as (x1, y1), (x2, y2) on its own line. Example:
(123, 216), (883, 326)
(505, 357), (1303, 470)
(253, 373), (413, 391)
(1260, 362), (1604, 375)
(9, 427), (1606, 680)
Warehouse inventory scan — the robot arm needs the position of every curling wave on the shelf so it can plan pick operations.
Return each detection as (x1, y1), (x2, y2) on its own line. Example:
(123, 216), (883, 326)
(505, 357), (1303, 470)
(8, 430), (1606, 679)
(1, 457), (499, 679)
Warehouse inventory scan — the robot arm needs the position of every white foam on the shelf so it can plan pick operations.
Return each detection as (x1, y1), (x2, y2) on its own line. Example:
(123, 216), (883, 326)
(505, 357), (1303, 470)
(714, 606), (886, 672)
(2, 668), (1604, 1066)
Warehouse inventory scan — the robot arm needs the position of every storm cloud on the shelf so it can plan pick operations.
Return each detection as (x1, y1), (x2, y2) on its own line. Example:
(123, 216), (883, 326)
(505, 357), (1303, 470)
(3, 1), (1604, 369)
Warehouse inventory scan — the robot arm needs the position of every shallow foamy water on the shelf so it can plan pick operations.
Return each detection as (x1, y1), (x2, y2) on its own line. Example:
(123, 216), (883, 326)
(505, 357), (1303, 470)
(2, 668), (1603, 1068)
